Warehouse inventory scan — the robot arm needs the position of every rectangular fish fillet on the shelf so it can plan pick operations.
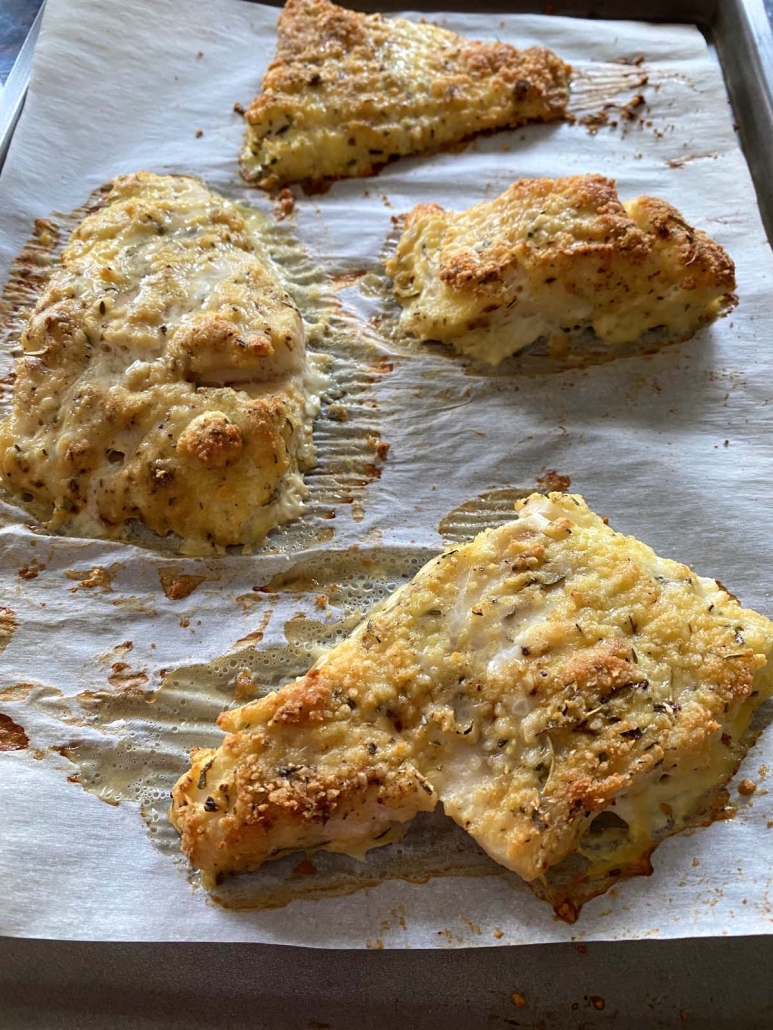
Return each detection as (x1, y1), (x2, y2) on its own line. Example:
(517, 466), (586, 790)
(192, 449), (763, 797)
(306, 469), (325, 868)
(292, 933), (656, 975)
(386, 174), (736, 365)
(0, 172), (316, 555)
(171, 493), (773, 894)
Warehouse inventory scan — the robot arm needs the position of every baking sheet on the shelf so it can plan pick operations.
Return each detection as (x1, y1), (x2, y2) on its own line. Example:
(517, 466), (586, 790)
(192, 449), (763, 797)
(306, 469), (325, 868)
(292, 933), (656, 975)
(2, 0), (773, 947)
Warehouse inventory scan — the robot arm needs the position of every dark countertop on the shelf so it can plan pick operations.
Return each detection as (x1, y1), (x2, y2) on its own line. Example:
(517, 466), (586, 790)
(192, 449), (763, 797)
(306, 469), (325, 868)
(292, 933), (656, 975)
(0, 0), (42, 83)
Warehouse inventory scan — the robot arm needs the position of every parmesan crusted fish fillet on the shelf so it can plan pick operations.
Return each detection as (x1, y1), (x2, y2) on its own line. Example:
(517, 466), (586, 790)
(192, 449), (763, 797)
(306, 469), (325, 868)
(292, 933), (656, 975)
(171, 493), (773, 894)
(387, 174), (737, 365)
(0, 172), (318, 555)
(241, 0), (571, 190)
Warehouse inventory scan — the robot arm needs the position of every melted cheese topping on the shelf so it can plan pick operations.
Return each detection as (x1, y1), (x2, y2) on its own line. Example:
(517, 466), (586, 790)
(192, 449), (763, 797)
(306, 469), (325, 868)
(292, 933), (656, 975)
(171, 493), (773, 889)
(241, 0), (570, 190)
(387, 175), (737, 365)
(0, 172), (318, 554)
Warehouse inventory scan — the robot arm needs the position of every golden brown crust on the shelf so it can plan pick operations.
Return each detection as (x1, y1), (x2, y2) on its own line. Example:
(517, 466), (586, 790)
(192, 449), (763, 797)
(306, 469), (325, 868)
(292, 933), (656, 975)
(176, 413), (243, 470)
(626, 194), (736, 293)
(265, 673), (333, 726)
(0, 172), (316, 554)
(170, 493), (773, 890)
(241, 0), (571, 190)
(387, 174), (737, 365)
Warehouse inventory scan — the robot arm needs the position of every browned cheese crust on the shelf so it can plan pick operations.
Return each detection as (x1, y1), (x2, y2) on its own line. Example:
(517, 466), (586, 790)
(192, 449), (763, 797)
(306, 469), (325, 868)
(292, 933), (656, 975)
(171, 493), (773, 889)
(241, 0), (571, 190)
(0, 172), (317, 554)
(387, 174), (737, 364)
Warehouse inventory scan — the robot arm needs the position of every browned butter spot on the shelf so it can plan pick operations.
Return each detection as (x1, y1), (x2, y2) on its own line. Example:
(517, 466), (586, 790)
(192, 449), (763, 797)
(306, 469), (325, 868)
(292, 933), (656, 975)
(230, 609), (274, 651)
(0, 608), (18, 653)
(95, 641), (134, 668)
(535, 468), (572, 492)
(18, 560), (46, 580)
(292, 858), (318, 876)
(159, 568), (207, 601)
(66, 565), (117, 591)
(0, 712), (29, 751)
(108, 663), (149, 691)
(272, 188), (296, 221)
(460, 915), (482, 936)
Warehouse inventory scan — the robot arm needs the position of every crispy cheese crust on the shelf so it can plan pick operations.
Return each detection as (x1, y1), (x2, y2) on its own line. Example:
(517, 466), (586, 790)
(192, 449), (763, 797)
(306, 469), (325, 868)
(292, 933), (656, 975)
(171, 493), (773, 890)
(387, 174), (737, 365)
(0, 172), (316, 554)
(241, 0), (571, 190)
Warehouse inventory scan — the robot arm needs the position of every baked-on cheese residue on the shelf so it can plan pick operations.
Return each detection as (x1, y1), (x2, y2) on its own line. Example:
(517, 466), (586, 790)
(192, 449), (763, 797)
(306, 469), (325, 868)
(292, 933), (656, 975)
(170, 493), (773, 897)
(387, 174), (736, 365)
(241, 0), (571, 190)
(0, 172), (318, 554)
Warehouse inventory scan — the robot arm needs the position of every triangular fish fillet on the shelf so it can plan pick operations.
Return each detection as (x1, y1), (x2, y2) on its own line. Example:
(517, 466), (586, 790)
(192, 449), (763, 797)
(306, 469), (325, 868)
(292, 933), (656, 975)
(240, 0), (571, 190)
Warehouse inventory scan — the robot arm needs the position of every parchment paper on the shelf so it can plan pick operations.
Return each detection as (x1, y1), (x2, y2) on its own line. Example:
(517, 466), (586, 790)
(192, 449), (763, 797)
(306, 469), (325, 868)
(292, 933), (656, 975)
(1, 0), (773, 947)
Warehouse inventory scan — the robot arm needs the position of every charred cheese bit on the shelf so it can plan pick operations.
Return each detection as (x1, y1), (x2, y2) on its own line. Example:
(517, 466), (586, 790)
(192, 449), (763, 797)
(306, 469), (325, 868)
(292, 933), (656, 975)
(0, 172), (317, 554)
(387, 174), (737, 365)
(171, 493), (773, 889)
(241, 0), (571, 190)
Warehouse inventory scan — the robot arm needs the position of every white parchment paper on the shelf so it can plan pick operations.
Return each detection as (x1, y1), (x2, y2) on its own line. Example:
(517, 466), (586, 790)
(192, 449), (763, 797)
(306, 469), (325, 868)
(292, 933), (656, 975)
(1, 0), (773, 946)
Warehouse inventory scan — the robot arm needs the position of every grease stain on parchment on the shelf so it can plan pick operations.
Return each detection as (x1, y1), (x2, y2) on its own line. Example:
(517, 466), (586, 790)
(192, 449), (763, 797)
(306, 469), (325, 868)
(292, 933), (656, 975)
(112, 595), (158, 617)
(229, 608), (274, 651)
(107, 663), (150, 691)
(438, 488), (532, 543)
(0, 683), (34, 703)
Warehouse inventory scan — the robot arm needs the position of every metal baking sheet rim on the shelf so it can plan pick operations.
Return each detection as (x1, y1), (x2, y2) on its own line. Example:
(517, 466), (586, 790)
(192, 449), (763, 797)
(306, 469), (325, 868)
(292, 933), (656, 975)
(1, 0), (773, 241)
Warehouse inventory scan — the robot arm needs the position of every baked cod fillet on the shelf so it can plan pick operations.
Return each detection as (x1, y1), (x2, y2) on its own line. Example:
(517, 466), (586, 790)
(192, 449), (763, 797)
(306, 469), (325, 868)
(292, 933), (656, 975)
(171, 493), (773, 895)
(0, 172), (318, 554)
(386, 174), (736, 365)
(241, 0), (571, 190)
